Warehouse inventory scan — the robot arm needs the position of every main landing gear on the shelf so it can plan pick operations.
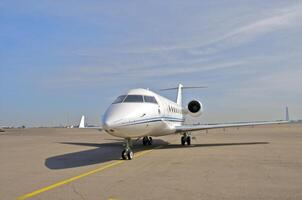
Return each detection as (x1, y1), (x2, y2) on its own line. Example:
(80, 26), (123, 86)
(181, 133), (191, 146)
(122, 138), (134, 160)
(142, 136), (153, 146)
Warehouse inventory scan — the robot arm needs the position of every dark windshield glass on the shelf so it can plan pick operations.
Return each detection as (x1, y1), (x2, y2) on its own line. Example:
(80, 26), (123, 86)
(124, 95), (144, 103)
(112, 95), (126, 104)
(144, 96), (158, 104)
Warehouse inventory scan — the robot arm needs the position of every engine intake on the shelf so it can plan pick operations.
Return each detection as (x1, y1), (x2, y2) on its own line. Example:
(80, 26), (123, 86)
(187, 100), (203, 117)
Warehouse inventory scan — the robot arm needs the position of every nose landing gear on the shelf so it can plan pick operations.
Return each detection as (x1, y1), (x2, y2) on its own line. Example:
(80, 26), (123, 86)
(181, 133), (191, 145)
(142, 136), (153, 146)
(122, 138), (134, 160)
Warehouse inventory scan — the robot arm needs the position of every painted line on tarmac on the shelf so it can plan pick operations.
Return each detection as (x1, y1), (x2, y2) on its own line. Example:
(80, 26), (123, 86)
(17, 146), (161, 200)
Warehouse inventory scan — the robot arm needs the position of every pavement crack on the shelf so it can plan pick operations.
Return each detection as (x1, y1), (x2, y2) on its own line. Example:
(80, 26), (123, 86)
(71, 184), (86, 200)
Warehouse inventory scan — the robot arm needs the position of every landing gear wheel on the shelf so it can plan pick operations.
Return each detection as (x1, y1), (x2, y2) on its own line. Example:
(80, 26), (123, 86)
(143, 136), (153, 146)
(122, 138), (134, 160)
(181, 136), (186, 145)
(186, 136), (191, 145)
(147, 137), (153, 145)
(122, 150), (127, 160)
(127, 150), (134, 160)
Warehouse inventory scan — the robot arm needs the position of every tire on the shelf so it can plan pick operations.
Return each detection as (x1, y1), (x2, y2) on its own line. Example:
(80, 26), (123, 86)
(149, 137), (153, 145)
(122, 150), (127, 160)
(186, 137), (191, 145)
(143, 137), (147, 146)
(147, 137), (152, 145)
(181, 136), (186, 145)
(127, 151), (134, 160)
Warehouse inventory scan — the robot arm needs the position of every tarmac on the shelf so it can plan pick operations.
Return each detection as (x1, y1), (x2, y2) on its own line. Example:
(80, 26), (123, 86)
(0, 124), (302, 200)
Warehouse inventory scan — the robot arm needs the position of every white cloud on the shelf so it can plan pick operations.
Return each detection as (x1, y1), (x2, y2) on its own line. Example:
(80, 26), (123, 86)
(222, 66), (302, 108)
(49, 60), (246, 87)
(47, 2), (302, 90)
(125, 3), (302, 56)
(218, 6), (302, 44)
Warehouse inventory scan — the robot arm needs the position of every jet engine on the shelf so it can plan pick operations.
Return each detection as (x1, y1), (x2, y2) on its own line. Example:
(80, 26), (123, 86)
(186, 100), (203, 117)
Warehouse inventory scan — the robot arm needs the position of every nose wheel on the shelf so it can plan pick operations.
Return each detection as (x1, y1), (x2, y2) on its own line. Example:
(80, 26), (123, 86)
(122, 149), (133, 160)
(142, 136), (153, 146)
(122, 138), (134, 160)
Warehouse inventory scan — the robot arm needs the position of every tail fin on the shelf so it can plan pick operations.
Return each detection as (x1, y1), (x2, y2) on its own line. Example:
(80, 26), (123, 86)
(285, 106), (289, 121)
(176, 84), (183, 106)
(160, 83), (183, 106)
(79, 115), (85, 128)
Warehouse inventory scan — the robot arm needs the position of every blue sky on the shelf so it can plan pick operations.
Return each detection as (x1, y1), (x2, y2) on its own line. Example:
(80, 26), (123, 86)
(1, 0), (301, 127)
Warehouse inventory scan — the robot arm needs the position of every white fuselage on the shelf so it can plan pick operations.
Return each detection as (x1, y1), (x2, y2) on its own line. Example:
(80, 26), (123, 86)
(102, 88), (185, 138)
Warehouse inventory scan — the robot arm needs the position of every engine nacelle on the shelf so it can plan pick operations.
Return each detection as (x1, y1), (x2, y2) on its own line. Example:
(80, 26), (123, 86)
(186, 100), (203, 117)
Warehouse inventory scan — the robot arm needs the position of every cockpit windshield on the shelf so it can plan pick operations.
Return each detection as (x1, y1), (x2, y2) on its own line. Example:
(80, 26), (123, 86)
(112, 95), (158, 104)
(124, 95), (144, 102)
(112, 95), (126, 104)
(144, 96), (158, 104)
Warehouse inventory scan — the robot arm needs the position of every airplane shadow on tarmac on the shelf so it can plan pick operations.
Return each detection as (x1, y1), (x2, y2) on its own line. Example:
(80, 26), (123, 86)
(45, 139), (168, 170)
(45, 140), (269, 170)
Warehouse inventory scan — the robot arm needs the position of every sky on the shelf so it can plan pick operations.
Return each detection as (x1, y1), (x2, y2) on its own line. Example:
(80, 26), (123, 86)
(1, 0), (302, 127)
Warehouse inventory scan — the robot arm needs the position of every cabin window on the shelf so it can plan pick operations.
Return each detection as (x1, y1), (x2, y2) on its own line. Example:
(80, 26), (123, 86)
(124, 95), (144, 103)
(112, 95), (127, 104)
(144, 96), (158, 104)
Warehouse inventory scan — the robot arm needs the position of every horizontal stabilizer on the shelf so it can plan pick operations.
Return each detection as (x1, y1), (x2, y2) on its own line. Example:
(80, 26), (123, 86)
(160, 86), (207, 91)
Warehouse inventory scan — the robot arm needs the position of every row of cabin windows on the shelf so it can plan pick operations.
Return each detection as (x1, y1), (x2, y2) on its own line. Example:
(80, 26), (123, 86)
(113, 95), (158, 104)
(168, 105), (181, 114)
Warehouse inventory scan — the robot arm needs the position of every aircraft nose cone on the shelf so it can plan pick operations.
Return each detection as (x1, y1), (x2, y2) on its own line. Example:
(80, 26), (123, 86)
(102, 112), (120, 130)
(102, 118), (114, 129)
(102, 115), (123, 136)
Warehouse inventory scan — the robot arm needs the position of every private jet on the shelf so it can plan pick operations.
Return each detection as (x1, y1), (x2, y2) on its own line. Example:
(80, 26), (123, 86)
(80, 84), (289, 160)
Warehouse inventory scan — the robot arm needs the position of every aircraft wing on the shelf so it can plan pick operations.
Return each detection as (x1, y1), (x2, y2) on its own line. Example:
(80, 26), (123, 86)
(175, 120), (289, 133)
(81, 127), (103, 130)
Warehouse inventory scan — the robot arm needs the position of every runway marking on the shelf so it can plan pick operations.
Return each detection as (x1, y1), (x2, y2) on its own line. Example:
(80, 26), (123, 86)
(17, 146), (161, 200)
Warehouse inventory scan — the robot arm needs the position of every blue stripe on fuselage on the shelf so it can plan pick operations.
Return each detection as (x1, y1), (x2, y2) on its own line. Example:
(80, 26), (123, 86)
(115, 116), (184, 127)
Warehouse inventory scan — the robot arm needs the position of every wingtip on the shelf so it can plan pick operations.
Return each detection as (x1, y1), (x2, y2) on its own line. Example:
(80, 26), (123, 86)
(285, 106), (290, 121)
